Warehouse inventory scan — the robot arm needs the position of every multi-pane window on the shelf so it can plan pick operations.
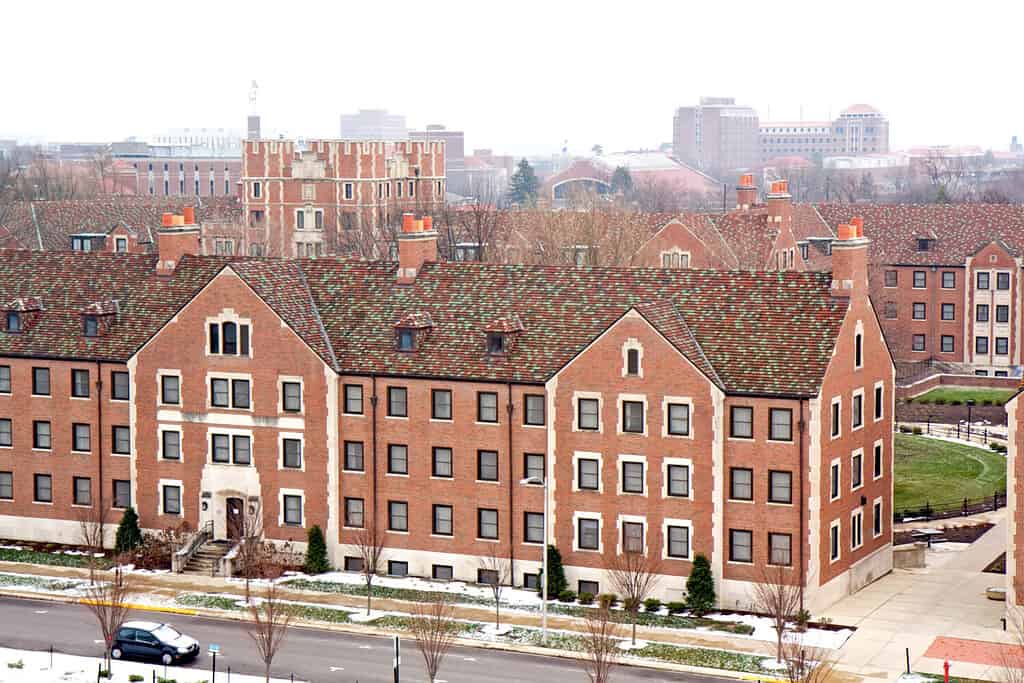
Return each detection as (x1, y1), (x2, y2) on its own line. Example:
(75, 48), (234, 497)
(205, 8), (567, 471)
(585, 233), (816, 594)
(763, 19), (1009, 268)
(208, 321), (250, 356)
(524, 512), (544, 543)
(578, 518), (599, 550)
(388, 561), (408, 577)
(667, 464), (689, 497)
(0, 419), (10, 447)
(83, 315), (99, 337)
(997, 305), (1010, 323)
(768, 470), (792, 504)
(282, 439), (302, 468)
(851, 510), (864, 549)
(524, 394), (545, 426)
(210, 378), (249, 409)
(71, 369), (90, 398)
(162, 430), (181, 460)
(233, 435), (251, 464)
(621, 462), (644, 494)
(976, 336), (989, 354)
(32, 367), (50, 396)
(852, 452), (863, 489)
(388, 444), (409, 475)
(0, 472), (11, 500)
(977, 272), (990, 289)
(853, 393), (863, 428)
(433, 504), (454, 536)
(432, 447), (453, 478)
(830, 462), (840, 499)
(477, 450), (498, 481)
(912, 302), (926, 320)
(941, 303), (955, 321)
(830, 523), (840, 560)
(34, 474), (52, 503)
(996, 337), (1009, 355)
(5, 312), (21, 333)
(769, 533), (792, 566)
(344, 441), (364, 471)
(73, 477), (92, 506)
(524, 453), (544, 481)
(477, 392), (498, 423)
(33, 421), (51, 449)
(941, 271), (956, 289)
(941, 335), (955, 353)
(730, 467), (753, 500)
(344, 497), (364, 527)
(998, 272), (1011, 290)
(388, 387), (408, 417)
(578, 458), (599, 490)
(232, 380), (250, 409)
(874, 443), (883, 479)
(343, 385), (363, 414)
(621, 401), (644, 433)
(730, 406), (753, 438)
(283, 494), (302, 526)
(0, 366), (9, 394)
(282, 382), (301, 412)
(432, 390), (452, 420)
(113, 480), (131, 508)
(912, 334), (926, 351)
(578, 398), (599, 430)
(162, 485), (181, 515)
(161, 376), (180, 405)
(769, 408), (792, 441)
(831, 401), (841, 437)
(667, 525), (690, 559)
(111, 371), (130, 400)
(977, 304), (990, 322)
(478, 508), (498, 539)
(729, 529), (753, 563)
(873, 500), (883, 536)
(667, 403), (690, 436)
(884, 302), (897, 319)
(72, 424), (91, 452)
(912, 271), (926, 288)
(622, 521), (644, 553)
(884, 270), (898, 287)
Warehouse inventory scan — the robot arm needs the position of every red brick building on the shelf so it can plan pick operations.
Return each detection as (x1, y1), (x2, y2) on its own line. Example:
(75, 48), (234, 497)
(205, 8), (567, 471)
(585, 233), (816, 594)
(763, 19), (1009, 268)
(0, 213), (892, 613)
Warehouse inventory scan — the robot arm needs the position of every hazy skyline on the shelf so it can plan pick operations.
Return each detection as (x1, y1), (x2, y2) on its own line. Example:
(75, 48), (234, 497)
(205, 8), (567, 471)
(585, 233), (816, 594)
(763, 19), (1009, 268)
(4, 0), (1021, 157)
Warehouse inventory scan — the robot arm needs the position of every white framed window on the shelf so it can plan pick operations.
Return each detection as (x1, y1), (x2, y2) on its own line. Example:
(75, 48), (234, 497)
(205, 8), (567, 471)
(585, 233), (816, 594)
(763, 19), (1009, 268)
(851, 388), (864, 431)
(573, 452), (603, 493)
(160, 426), (183, 461)
(830, 458), (841, 501)
(206, 312), (253, 358)
(662, 457), (692, 498)
(158, 371), (182, 406)
(573, 392), (603, 432)
(622, 339), (643, 378)
(207, 427), (254, 466)
(851, 508), (864, 550)
(617, 455), (647, 496)
(280, 489), (305, 527)
(159, 479), (183, 516)
(573, 511), (602, 552)
(829, 519), (841, 563)
(662, 518), (692, 560)
(851, 449), (864, 491)
(872, 497), (884, 538)
(662, 396), (693, 438)
(207, 373), (253, 410)
(280, 432), (304, 470)
(279, 376), (304, 414)
(617, 394), (647, 436)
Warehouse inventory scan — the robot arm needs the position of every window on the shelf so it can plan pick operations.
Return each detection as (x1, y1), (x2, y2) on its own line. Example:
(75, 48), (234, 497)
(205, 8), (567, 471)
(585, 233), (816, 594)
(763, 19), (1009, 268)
(252, 181), (261, 198)
(830, 461), (840, 500)
(388, 501), (408, 532)
(578, 518), (600, 550)
(941, 272), (956, 289)
(486, 333), (507, 354)
(912, 303), (926, 320)
(343, 183), (353, 200)
(111, 371), (130, 400)
(578, 458), (599, 490)
(344, 498), (364, 527)
(768, 471), (792, 504)
(433, 565), (454, 581)
(524, 394), (545, 426)
(578, 398), (599, 430)
(622, 521), (644, 553)
(977, 304), (990, 322)
(769, 533), (792, 566)
(997, 305), (1010, 323)
(874, 443), (883, 479)
(941, 335), (955, 353)
(998, 272), (1010, 290)
(997, 337), (1009, 355)
(388, 561), (408, 577)
(626, 348), (640, 376)
(578, 579), (599, 596)
(769, 408), (792, 441)
(211, 434), (230, 463)
(873, 500), (883, 537)
(232, 435), (251, 465)
(477, 450), (498, 481)
(432, 447), (453, 478)
(524, 512), (544, 543)
(82, 315), (99, 337)
(388, 387), (408, 417)
(5, 312), (22, 333)
(667, 525), (690, 559)
(851, 510), (863, 549)
(729, 529), (753, 563)
(830, 523), (840, 561)
(978, 272), (990, 290)
(73, 477), (92, 506)
(478, 508), (498, 539)
(33, 421), (51, 449)
(209, 322), (250, 356)
(524, 453), (544, 481)
(667, 464), (690, 497)
(0, 366), (9, 393)
(621, 461), (644, 494)
(874, 385), (883, 420)
(621, 401), (644, 433)
(113, 480), (131, 508)
(884, 270), (898, 287)
(912, 334), (926, 352)
(343, 557), (364, 572)
(161, 376), (180, 405)
(941, 303), (955, 321)
(884, 302), (897, 319)
(210, 378), (229, 407)
(232, 379), (250, 408)
(976, 336), (989, 354)
(344, 441), (364, 471)
(730, 468), (753, 501)
(912, 271), (926, 288)
(283, 494), (303, 526)
(71, 369), (90, 398)
(282, 439), (302, 468)
(343, 385), (363, 414)
(162, 485), (181, 515)
(431, 389), (452, 420)
(852, 452), (863, 489)
(730, 406), (753, 438)
(296, 210), (305, 230)
(667, 403), (690, 436)
(477, 392), (498, 423)
(32, 367), (50, 396)
(388, 444), (409, 475)
(159, 430), (180, 460)
(853, 393), (863, 429)
(34, 474), (52, 503)
(72, 423), (91, 452)
(433, 504), (453, 536)
(282, 382), (301, 412)
(396, 328), (415, 351)
(0, 472), (11, 500)
(0, 419), (10, 447)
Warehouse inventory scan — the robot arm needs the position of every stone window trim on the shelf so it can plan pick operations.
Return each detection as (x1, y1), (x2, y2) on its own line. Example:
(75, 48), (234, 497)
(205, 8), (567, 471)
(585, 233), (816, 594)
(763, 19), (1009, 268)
(279, 488), (305, 527)
(621, 339), (644, 378)
(278, 376), (304, 415)
(279, 432), (305, 471)
(662, 457), (693, 499)
(661, 518), (693, 561)
(851, 388), (865, 432)
(572, 511), (603, 553)
(616, 394), (648, 436)
(159, 425), (184, 462)
(872, 496), (884, 538)
(617, 454), (647, 497)
(873, 439), (884, 481)
(157, 370), (183, 407)
(572, 451), (603, 493)
(851, 507), (864, 550)
(616, 513), (648, 555)
(572, 391), (603, 433)
(830, 396), (842, 440)
(661, 396), (694, 439)
(206, 427), (254, 467)
(159, 479), (183, 516)
(206, 372), (253, 412)
(830, 457), (841, 502)
(829, 518), (841, 563)
(851, 448), (865, 491)
(873, 381), (885, 422)
(205, 310), (253, 359)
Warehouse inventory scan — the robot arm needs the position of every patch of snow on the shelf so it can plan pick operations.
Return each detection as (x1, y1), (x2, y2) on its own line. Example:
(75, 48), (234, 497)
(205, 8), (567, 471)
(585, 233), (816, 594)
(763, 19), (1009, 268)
(481, 623), (513, 637)
(760, 658), (788, 670)
(708, 613), (853, 649)
(349, 609), (395, 623)
(617, 640), (649, 651)
(0, 545), (25, 551)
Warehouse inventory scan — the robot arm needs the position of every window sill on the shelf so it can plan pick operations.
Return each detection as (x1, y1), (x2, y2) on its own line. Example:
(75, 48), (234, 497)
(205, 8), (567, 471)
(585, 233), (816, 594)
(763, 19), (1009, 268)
(343, 525), (364, 531)
(71, 450), (92, 456)
(385, 473), (409, 478)
(475, 480), (500, 485)
(430, 533), (454, 539)
(619, 490), (646, 497)
(342, 469), (365, 475)
(31, 394), (52, 399)
(474, 421), (500, 427)
(727, 436), (754, 443)
(386, 529), (409, 536)
(111, 452), (131, 458)
(522, 540), (544, 546)
(522, 423), (546, 430)
(572, 427), (603, 434)
(665, 555), (692, 562)
(574, 547), (602, 554)
(32, 501), (53, 506)
(32, 448), (52, 454)
(727, 498), (754, 505)
(664, 432), (693, 440)
(664, 493), (691, 500)
(384, 415), (409, 421)
(429, 418), (454, 424)
(767, 501), (793, 507)
(342, 412), (365, 418)
(430, 476), (454, 481)
(70, 396), (91, 402)
(726, 560), (753, 566)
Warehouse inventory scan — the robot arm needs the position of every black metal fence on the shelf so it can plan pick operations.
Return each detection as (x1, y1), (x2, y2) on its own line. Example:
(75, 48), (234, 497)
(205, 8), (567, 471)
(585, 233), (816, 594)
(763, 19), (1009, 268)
(893, 489), (1005, 523)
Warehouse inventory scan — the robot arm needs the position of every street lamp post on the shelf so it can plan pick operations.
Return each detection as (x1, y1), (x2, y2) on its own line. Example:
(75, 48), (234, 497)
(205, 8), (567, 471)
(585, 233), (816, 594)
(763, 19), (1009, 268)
(966, 399), (976, 442)
(520, 475), (548, 643)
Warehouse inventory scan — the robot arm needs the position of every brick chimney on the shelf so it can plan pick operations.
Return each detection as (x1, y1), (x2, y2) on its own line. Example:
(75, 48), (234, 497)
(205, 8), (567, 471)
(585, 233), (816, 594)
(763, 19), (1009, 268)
(766, 180), (792, 227)
(156, 211), (201, 275)
(831, 217), (870, 298)
(396, 213), (438, 284)
(736, 173), (757, 209)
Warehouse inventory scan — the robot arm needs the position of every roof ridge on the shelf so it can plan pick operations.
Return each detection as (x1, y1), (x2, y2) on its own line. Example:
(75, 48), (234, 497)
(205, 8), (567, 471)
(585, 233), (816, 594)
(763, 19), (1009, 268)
(295, 262), (339, 372)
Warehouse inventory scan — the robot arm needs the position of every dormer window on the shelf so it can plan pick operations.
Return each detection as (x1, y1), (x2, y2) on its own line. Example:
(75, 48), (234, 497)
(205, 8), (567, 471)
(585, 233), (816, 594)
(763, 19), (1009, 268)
(393, 312), (433, 353)
(83, 315), (99, 338)
(917, 238), (931, 252)
(486, 333), (507, 355)
(397, 328), (415, 352)
(483, 314), (524, 356)
(4, 297), (43, 333)
(80, 301), (119, 338)
(209, 320), (251, 356)
(5, 312), (21, 333)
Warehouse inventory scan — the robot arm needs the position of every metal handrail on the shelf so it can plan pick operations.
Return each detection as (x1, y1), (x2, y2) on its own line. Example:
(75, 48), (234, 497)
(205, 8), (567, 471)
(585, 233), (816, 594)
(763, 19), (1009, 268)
(173, 520), (214, 573)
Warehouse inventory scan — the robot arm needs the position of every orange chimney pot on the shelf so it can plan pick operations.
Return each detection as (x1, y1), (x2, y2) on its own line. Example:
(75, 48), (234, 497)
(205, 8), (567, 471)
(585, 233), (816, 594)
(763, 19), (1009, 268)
(182, 206), (196, 225)
(422, 216), (433, 232)
(162, 213), (174, 227)
(402, 213), (416, 234)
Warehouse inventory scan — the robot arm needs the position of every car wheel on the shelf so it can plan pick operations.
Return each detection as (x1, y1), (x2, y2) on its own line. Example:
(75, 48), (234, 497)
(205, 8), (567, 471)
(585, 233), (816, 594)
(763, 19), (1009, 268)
(110, 647), (123, 660)
(161, 652), (173, 666)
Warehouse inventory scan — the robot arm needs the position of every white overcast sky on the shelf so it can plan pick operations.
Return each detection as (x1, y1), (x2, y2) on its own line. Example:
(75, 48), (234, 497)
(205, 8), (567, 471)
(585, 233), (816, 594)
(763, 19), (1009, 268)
(3, 0), (1021, 156)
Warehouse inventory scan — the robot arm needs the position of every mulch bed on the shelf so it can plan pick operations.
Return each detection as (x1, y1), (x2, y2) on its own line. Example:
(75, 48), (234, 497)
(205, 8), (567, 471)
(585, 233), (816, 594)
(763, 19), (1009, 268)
(894, 522), (994, 546)
(983, 553), (1006, 575)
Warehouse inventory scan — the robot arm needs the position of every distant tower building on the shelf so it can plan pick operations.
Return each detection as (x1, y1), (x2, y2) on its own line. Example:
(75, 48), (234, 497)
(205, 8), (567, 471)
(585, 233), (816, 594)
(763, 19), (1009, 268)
(1012, 136), (1023, 154)
(247, 80), (261, 140)
(410, 125), (465, 194)
(672, 97), (760, 175)
(339, 109), (408, 139)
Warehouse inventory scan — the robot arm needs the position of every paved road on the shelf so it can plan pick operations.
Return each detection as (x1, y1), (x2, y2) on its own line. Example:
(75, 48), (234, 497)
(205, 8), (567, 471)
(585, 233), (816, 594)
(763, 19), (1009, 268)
(0, 596), (729, 682)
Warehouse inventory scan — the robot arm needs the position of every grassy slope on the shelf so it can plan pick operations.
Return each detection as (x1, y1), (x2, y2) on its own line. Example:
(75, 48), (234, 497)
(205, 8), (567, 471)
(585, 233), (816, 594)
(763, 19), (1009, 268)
(894, 433), (1006, 512)
(912, 386), (1015, 405)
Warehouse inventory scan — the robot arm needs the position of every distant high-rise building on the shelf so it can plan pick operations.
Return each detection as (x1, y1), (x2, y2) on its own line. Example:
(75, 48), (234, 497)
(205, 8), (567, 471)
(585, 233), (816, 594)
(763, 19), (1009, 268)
(759, 104), (890, 163)
(672, 97), (760, 175)
(411, 125), (465, 194)
(339, 109), (408, 139)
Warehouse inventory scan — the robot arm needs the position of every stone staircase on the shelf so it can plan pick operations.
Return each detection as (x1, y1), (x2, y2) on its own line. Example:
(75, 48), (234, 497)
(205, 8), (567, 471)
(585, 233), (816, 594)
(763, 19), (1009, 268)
(181, 539), (233, 576)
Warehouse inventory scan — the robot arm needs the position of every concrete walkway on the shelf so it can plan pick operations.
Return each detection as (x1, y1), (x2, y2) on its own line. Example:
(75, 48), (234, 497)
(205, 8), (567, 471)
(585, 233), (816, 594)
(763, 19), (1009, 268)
(822, 512), (1009, 682)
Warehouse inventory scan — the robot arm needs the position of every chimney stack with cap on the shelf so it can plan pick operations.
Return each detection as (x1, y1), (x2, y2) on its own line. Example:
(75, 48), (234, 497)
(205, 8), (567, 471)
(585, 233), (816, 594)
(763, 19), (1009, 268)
(766, 179), (792, 227)
(156, 210), (201, 275)
(831, 216), (870, 297)
(396, 212), (438, 284)
(736, 173), (757, 209)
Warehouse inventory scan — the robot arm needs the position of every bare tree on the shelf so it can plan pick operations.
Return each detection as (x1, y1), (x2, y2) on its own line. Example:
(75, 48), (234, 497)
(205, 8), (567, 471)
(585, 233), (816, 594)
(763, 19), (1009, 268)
(606, 544), (662, 645)
(998, 619), (1024, 683)
(233, 498), (270, 603)
(751, 563), (804, 665)
(247, 581), (294, 683)
(76, 504), (108, 585)
(410, 595), (459, 683)
(85, 567), (135, 671)
(478, 547), (512, 629)
(350, 524), (386, 615)
(581, 605), (623, 683)
(781, 635), (836, 683)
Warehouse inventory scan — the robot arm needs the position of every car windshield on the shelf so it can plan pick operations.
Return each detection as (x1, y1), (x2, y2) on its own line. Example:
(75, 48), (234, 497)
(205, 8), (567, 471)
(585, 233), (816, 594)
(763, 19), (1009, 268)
(152, 625), (182, 642)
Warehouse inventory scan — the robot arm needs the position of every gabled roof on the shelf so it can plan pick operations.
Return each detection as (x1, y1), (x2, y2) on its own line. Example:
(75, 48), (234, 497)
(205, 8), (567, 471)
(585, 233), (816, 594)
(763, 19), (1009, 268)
(633, 300), (722, 389)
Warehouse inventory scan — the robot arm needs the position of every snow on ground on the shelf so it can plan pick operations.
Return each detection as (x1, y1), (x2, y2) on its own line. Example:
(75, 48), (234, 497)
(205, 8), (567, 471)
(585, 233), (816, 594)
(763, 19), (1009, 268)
(0, 646), (300, 683)
(710, 613), (853, 649)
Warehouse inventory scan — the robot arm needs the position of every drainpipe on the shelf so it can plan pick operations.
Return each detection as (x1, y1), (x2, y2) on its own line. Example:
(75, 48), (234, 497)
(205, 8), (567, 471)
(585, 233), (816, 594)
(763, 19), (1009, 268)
(95, 362), (105, 536)
(506, 382), (515, 583)
(370, 376), (379, 532)
(798, 398), (807, 614)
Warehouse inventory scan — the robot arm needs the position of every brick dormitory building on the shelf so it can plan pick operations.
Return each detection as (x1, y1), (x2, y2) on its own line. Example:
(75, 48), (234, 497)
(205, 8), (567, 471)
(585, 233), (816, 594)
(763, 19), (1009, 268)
(0, 209), (893, 613)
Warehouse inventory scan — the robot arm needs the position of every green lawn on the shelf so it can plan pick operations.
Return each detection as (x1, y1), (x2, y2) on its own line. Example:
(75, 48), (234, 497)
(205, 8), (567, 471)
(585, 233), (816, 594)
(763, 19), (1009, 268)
(894, 433), (1006, 513)
(911, 386), (1015, 405)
